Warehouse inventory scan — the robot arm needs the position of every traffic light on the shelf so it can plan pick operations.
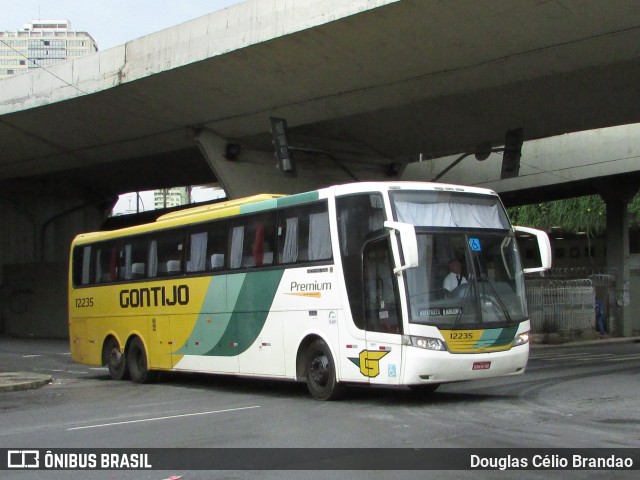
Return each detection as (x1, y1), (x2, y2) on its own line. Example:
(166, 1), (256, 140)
(501, 127), (524, 179)
(270, 117), (296, 177)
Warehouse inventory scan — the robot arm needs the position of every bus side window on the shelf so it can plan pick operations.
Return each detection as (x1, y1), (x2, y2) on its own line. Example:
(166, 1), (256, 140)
(277, 201), (332, 264)
(119, 237), (147, 280)
(72, 245), (92, 286)
(95, 242), (118, 283)
(187, 231), (207, 272)
(149, 229), (183, 277)
(206, 220), (228, 271)
(230, 213), (276, 268)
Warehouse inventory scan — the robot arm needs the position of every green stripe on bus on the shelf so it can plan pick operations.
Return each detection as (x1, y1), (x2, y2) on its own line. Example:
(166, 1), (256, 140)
(476, 326), (518, 348)
(237, 191), (320, 214)
(276, 191), (319, 208)
(175, 270), (285, 357)
(239, 199), (280, 214)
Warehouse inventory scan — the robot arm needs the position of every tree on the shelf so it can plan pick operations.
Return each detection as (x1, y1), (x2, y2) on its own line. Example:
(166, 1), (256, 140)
(507, 194), (626, 236)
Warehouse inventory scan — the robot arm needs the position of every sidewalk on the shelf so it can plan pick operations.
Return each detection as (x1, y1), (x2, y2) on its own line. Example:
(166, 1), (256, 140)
(530, 334), (640, 348)
(0, 371), (52, 392)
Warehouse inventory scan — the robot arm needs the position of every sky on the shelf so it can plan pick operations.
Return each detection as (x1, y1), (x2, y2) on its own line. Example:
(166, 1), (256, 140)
(1, 0), (243, 50)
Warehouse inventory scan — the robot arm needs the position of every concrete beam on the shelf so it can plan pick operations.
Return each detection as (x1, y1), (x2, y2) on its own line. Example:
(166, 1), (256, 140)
(402, 123), (640, 199)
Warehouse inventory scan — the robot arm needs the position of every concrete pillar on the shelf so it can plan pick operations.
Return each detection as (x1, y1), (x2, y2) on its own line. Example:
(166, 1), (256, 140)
(193, 129), (326, 199)
(193, 129), (393, 199)
(599, 179), (639, 337)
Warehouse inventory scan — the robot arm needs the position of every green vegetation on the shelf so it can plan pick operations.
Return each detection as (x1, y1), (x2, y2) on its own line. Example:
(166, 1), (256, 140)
(507, 193), (640, 235)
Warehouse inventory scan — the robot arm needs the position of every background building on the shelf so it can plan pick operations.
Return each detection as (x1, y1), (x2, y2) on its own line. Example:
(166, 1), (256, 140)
(154, 187), (190, 210)
(0, 19), (97, 78)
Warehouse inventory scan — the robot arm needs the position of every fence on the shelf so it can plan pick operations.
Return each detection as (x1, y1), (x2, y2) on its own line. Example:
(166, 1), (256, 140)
(525, 275), (615, 340)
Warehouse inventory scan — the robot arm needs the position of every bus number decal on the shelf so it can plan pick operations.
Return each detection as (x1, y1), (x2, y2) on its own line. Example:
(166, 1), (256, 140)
(449, 332), (474, 340)
(75, 297), (94, 308)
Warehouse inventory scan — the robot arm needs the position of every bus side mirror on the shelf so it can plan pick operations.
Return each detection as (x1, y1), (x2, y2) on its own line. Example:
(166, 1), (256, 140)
(384, 221), (419, 275)
(514, 226), (552, 273)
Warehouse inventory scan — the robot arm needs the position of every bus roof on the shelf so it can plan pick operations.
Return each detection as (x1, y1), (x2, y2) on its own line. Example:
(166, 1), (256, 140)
(156, 194), (284, 222)
(72, 182), (500, 245)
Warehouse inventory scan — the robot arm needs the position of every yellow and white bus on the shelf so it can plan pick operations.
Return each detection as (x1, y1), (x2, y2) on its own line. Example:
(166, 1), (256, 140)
(69, 181), (550, 400)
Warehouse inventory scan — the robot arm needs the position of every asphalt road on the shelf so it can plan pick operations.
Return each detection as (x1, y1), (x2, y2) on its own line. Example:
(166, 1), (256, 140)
(1, 337), (639, 479)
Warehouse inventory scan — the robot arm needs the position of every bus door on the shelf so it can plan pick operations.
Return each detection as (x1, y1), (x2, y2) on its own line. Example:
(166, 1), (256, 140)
(362, 236), (403, 385)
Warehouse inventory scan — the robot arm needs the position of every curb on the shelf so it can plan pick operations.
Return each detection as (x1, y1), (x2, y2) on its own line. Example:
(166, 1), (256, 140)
(530, 335), (640, 349)
(0, 372), (52, 392)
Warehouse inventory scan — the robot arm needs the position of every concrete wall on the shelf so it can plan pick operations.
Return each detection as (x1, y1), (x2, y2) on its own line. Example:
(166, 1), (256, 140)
(0, 181), (106, 338)
(1, 262), (68, 338)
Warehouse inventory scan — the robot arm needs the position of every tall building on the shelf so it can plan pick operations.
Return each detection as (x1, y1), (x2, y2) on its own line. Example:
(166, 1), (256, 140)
(154, 187), (190, 210)
(0, 20), (98, 79)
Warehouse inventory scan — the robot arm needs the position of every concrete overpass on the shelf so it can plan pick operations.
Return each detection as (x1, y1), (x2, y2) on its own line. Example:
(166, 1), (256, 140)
(2, 0), (640, 337)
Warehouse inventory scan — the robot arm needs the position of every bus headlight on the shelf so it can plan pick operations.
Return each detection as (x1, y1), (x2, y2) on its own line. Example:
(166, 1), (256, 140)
(512, 331), (530, 347)
(403, 335), (446, 351)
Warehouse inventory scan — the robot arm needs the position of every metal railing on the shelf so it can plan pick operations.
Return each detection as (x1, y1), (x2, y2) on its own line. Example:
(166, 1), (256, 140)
(525, 275), (615, 335)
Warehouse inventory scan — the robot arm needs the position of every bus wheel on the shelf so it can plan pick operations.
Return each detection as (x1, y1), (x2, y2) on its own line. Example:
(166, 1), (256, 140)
(305, 339), (344, 400)
(127, 337), (157, 384)
(103, 337), (129, 380)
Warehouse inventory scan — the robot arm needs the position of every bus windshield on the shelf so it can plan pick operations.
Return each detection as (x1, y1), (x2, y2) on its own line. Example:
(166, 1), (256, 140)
(391, 190), (526, 328)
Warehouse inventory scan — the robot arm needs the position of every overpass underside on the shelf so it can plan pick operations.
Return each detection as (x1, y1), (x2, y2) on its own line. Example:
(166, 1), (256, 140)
(2, 0), (640, 337)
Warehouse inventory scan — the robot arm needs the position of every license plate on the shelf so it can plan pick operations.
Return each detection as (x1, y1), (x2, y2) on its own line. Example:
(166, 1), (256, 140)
(472, 361), (491, 370)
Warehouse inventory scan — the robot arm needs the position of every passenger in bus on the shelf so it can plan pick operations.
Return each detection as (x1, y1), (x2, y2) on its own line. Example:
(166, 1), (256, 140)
(443, 259), (467, 295)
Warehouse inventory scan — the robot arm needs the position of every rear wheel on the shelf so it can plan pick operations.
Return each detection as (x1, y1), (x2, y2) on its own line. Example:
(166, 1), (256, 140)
(103, 337), (129, 380)
(127, 337), (157, 384)
(305, 339), (344, 400)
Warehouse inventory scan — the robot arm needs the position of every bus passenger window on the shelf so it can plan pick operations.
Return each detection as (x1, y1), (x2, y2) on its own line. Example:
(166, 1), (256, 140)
(187, 231), (207, 272)
(120, 238), (148, 280)
(200, 221), (227, 272)
(72, 245), (92, 286)
(95, 242), (118, 283)
(230, 213), (276, 268)
(279, 216), (300, 263)
(230, 225), (244, 269)
(148, 230), (183, 277)
(308, 211), (331, 261)
(277, 201), (331, 264)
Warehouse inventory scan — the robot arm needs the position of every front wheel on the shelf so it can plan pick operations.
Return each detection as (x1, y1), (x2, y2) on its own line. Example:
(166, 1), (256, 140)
(127, 337), (157, 384)
(103, 337), (129, 380)
(305, 339), (344, 400)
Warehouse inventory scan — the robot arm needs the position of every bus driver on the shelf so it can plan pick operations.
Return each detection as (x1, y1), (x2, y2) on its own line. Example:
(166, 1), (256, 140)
(443, 258), (467, 295)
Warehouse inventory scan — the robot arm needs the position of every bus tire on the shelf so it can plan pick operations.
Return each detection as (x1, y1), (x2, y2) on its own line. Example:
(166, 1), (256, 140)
(127, 337), (157, 384)
(103, 336), (129, 380)
(305, 339), (344, 401)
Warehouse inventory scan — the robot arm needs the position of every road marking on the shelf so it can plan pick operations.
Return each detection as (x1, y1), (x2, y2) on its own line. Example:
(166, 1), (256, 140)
(22, 355), (42, 358)
(67, 405), (261, 431)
